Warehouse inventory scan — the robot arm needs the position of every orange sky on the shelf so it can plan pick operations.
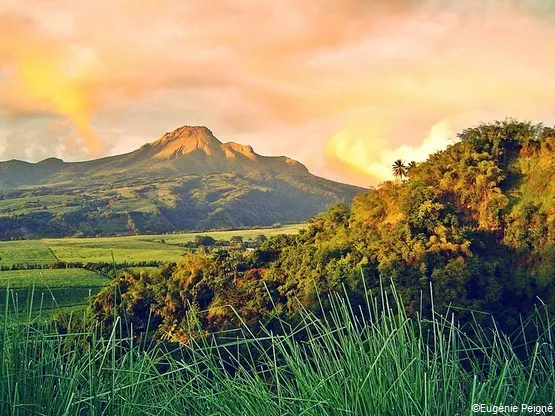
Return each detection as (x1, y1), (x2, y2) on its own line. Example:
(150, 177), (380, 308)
(0, 0), (554, 186)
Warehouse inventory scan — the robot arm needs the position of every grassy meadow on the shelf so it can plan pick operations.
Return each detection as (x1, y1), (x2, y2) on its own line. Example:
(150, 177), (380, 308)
(0, 269), (110, 314)
(0, 268), (110, 289)
(0, 240), (58, 267)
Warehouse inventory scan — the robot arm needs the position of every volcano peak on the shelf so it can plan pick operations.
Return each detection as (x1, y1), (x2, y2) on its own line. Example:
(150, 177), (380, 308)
(151, 125), (223, 158)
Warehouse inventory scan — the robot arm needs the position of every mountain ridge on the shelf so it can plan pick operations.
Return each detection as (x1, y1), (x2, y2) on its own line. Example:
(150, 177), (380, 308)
(0, 125), (364, 238)
(0, 125), (313, 186)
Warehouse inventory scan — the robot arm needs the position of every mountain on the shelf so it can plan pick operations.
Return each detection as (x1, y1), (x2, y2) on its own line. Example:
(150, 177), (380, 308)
(0, 126), (365, 238)
(0, 126), (310, 187)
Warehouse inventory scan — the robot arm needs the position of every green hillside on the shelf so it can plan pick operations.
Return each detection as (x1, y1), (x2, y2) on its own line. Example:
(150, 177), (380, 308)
(92, 120), (555, 340)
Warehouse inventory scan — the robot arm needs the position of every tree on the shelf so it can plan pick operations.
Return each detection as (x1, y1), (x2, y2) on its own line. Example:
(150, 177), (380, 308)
(407, 161), (417, 177)
(392, 159), (408, 181)
(195, 235), (216, 247)
(254, 234), (268, 246)
(230, 235), (244, 248)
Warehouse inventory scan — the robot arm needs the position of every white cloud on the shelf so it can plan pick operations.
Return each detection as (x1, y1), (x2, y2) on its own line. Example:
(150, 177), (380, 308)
(327, 119), (456, 184)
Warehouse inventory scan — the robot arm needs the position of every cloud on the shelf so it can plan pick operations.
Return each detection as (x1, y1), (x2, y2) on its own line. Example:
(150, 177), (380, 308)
(326, 119), (456, 184)
(0, 0), (554, 185)
(0, 112), (93, 161)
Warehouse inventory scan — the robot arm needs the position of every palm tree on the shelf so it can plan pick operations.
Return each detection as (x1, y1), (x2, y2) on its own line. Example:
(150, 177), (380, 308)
(406, 161), (417, 178)
(392, 159), (408, 181)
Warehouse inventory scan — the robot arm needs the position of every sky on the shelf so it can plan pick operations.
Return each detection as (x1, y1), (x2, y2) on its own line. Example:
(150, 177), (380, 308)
(1, 0), (554, 187)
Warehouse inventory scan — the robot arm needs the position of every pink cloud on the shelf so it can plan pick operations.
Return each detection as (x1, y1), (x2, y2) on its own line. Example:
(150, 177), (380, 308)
(0, 0), (553, 185)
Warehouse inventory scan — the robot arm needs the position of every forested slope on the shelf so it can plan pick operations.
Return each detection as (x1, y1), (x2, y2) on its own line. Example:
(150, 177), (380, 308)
(93, 120), (555, 340)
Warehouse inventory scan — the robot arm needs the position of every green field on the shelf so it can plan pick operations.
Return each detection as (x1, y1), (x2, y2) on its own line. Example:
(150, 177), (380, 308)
(0, 240), (58, 266)
(0, 223), (304, 265)
(0, 225), (305, 313)
(47, 244), (185, 263)
(134, 223), (305, 245)
(0, 268), (110, 289)
(0, 268), (111, 313)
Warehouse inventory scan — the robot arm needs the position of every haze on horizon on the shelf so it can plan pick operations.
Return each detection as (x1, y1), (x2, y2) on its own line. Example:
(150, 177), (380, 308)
(1, 0), (554, 187)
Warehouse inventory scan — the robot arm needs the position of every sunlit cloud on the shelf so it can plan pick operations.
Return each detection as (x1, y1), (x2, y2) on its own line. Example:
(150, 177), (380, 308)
(0, 0), (554, 185)
(327, 119), (456, 183)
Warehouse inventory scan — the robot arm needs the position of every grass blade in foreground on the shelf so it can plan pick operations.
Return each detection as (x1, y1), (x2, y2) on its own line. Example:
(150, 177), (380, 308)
(0, 285), (554, 415)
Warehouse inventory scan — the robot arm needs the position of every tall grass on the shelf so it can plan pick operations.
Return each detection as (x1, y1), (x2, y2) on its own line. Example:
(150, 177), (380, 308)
(1, 283), (554, 415)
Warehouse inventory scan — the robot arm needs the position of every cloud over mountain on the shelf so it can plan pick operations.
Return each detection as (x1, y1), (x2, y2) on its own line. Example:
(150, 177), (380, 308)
(1, 0), (554, 186)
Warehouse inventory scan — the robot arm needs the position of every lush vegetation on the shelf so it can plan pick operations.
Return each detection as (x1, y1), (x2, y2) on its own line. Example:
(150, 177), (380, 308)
(2, 119), (554, 414)
(0, 224), (302, 268)
(0, 228), (302, 316)
(93, 120), (555, 340)
(0, 173), (358, 238)
(0, 226), (302, 317)
(3, 285), (555, 415)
